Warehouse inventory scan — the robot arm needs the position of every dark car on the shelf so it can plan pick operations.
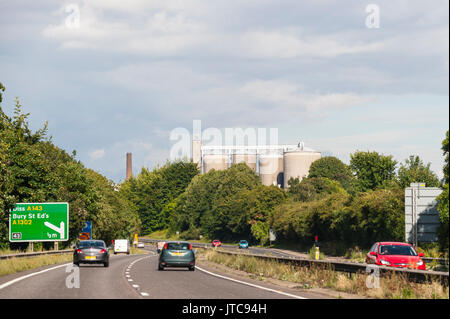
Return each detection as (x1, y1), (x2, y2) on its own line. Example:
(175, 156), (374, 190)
(73, 240), (110, 267)
(158, 241), (195, 271)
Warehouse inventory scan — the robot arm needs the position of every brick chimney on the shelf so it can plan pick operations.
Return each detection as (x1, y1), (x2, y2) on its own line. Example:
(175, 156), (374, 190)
(126, 152), (132, 180)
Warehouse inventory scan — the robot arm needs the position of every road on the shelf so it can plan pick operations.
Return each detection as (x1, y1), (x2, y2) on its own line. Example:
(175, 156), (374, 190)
(0, 246), (327, 299)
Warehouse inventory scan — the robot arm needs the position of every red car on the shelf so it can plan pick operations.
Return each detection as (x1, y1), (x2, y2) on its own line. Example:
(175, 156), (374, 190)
(212, 239), (222, 247)
(365, 242), (426, 270)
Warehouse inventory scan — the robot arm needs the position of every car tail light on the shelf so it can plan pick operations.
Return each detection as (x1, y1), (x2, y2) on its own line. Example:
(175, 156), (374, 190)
(100, 249), (106, 254)
(76, 249), (82, 254)
(190, 261), (194, 265)
(164, 243), (168, 250)
(188, 244), (192, 250)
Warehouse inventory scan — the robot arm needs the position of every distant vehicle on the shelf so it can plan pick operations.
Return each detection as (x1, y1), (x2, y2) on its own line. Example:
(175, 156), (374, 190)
(365, 242), (425, 270)
(73, 240), (109, 267)
(158, 241), (195, 271)
(212, 239), (222, 247)
(157, 241), (166, 253)
(113, 239), (130, 255)
(137, 242), (145, 248)
(238, 240), (249, 249)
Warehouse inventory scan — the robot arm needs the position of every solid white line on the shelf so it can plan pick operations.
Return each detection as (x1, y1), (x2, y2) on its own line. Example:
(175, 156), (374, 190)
(195, 266), (307, 299)
(0, 262), (72, 290)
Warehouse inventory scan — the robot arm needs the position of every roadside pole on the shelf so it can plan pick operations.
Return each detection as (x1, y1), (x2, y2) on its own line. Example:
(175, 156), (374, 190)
(314, 236), (320, 260)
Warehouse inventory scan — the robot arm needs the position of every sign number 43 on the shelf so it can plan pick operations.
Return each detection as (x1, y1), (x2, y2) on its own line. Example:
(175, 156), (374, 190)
(12, 232), (22, 239)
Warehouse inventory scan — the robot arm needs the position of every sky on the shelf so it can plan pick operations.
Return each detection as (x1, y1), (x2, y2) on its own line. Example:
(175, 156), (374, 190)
(0, 0), (448, 183)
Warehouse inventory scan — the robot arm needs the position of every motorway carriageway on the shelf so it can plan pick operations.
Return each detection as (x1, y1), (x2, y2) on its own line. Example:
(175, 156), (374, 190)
(0, 246), (328, 299)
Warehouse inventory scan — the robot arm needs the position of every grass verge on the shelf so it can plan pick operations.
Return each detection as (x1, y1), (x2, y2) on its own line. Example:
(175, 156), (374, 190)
(0, 253), (73, 277)
(202, 250), (449, 299)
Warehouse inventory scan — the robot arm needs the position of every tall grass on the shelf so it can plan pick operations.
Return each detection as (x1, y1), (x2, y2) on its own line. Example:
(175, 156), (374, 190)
(203, 250), (449, 299)
(0, 254), (73, 277)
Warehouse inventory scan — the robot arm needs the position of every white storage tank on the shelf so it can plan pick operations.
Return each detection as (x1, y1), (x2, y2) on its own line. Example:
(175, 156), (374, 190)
(259, 154), (284, 186)
(232, 153), (257, 172)
(283, 149), (321, 189)
(203, 154), (229, 173)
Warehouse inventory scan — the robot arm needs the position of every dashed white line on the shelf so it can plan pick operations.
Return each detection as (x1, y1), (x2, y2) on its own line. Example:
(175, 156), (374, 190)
(124, 253), (157, 298)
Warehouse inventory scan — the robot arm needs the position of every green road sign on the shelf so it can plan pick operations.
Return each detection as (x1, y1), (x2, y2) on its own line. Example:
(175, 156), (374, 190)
(9, 203), (69, 242)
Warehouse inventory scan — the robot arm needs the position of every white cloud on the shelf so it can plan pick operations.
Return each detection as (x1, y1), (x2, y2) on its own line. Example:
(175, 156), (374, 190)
(237, 30), (384, 58)
(89, 148), (105, 160)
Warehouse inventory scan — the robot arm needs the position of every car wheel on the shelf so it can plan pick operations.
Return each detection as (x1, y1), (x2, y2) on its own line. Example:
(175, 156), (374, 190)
(73, 261), (79, 266)
(158, 264), (164, 271)
(104, 261), (109, 267)
(189, 266), (195, 271)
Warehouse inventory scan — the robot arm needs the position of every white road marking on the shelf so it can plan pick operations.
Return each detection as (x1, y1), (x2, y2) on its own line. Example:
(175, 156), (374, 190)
(0, 263), (72, 290)
(195, 266), (307, 299)
(0, 251), (156, 292)
(123, 254), (157, 298)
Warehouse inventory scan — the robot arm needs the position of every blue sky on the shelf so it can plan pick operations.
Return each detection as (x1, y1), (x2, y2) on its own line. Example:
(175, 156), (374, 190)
(0, 0), (448, 182)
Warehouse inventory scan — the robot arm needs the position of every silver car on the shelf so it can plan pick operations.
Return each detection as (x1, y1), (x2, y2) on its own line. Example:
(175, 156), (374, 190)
(73, 240), (110, 267)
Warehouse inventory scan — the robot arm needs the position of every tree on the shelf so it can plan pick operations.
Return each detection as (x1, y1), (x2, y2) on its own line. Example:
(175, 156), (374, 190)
(350, 151), (397, 191)
(398, 155), (440, 189)
(287, 176), (347, 202)
(119, 160), (199, 235)
(437, 131), (449, 252)
(168, 163), (266, 240)
(308, 156), (354, 189)
(0, 82), (5, 103)
(1, 91), (141, 247)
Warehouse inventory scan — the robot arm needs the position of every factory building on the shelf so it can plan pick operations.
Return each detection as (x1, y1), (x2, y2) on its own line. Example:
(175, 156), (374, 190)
(192, 139), (321, 188)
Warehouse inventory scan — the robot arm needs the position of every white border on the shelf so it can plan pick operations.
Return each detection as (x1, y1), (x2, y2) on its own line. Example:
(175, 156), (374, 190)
(9, 202), (69, 242)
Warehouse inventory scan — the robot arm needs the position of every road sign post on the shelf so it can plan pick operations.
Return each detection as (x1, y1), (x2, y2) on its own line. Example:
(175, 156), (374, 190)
(9, 203), (69, 243)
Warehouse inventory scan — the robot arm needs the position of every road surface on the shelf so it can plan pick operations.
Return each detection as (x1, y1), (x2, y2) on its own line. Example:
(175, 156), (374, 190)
(0, 246), (327, 299)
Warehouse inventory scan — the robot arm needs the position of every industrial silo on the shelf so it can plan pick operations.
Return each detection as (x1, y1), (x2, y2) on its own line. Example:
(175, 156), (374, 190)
(203, 154), (229, 173)
(192, 139), (202, 169)
(232, 153), (257, 171)
(259, 154), (284, 186)
(283, 149), (321, 188)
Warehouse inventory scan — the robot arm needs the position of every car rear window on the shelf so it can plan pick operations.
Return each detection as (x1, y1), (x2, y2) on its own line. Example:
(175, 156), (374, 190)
(166, 243), (191, 250)
(379, 245), (417, 256)
(79, 241), (105, 248)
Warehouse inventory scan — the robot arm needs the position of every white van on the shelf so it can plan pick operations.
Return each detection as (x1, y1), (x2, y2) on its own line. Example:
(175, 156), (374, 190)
(113, 239), (130, 255)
